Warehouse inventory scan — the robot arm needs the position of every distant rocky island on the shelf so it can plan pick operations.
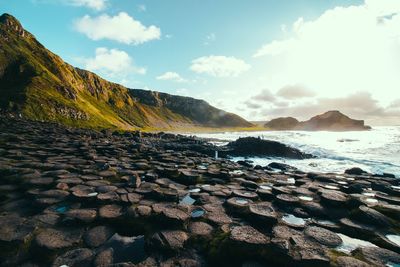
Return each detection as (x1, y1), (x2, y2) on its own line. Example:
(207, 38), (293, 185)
(265, 111), (371, 131)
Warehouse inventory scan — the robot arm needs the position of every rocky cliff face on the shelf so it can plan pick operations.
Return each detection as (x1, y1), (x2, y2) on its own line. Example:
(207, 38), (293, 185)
(0, 13), (252, 130)
(265, 111), (371, 131)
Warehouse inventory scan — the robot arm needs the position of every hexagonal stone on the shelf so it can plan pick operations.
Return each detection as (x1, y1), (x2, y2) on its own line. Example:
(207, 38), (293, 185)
(99, 204), (123, 219)
(52, 248), (94, 267)
(188, 222), (214, 237)
(0, 214), (34, 243)
(84, 226), (114, 248)
(275, 194), (300, 207)
(152, 203), (189, 225)
(320, 190), (348, 206)
(34, 228), (83, 251)
(232, 190), (258, 200)
(230, 225), (270, 245)
(64, 209), (97, 223)
(357, 205), (391, 227)
(336, 256), (370, 267)
(94, 248), (113, 267)
(150, 230), (189, 251)
(249, 202), (278, 226)
(304, 226), (342, 247)
(226, 197), (253, 214)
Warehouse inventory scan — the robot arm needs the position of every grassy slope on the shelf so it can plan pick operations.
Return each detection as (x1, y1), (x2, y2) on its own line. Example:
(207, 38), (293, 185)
(0, 14), (253, 131)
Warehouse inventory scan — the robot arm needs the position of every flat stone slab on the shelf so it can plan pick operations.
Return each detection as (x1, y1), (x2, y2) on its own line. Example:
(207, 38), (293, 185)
(320, 190), (348, 206)
(84, 226), (114, 248)
(230, 225), (270, 245)
(150, 230), (189, 251)
(52, 248), (94, 267)
(188, 221), (214, 236)
(64, 208), (97, 223)
(304, 226), (342, 247)
(34, 228), (83, 251)
(99, 204), (123, 219)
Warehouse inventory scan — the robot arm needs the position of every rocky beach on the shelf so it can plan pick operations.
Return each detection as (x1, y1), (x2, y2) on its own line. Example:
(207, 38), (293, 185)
(0, 116), (400, 267)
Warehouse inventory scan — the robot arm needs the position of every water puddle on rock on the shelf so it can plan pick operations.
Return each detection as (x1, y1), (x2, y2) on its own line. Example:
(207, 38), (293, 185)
(191, 208), (205, 218)
(180, 194), (196, 205)
(189, 188), (201, 193)
(282, 214), (306, 226)
(335, 233), (377, 254)
(231, 170), (244, 176)
(235, 198), (249, 205)
(54, 204), (70, 213)
(362, 192), (375, 197)
(316, 220), (337, 227)
(299, 196), (313, 201)
(105, 234), (146, 264)
(324, 185), (340, 190)
(386, 235), (400, 247)
(259, 185), (272, 190)
(287, 178), (296, 184)
(365, 198), (379, 204)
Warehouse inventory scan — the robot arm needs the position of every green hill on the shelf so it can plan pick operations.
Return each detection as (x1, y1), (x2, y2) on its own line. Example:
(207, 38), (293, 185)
(0, 13), (252, 130)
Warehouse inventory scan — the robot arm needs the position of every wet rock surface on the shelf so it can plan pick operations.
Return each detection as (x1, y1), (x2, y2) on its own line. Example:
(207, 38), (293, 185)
(0, 117), (399, 266)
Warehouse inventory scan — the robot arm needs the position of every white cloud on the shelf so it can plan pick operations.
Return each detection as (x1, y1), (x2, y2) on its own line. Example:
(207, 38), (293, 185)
(63, 0), (107, 10)
(138, 4), (146, 12)
(74, 12), (161, 45)
(190, 55), (251, 77)
(253, 0), (400, 106)
(277, 85), (316, 99)
(204, 33), (216, 45)
(82, 47), (146, 76)
(156, 72), (187, 83)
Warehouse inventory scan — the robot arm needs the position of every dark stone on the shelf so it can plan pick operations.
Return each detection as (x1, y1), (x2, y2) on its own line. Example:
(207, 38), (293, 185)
(64, 208), (97, 223)
(304, 226), (342, 247)
(249, 202), (278, 226)
(34, 228), (83, 251)
(149, 230), (189, 252)
(99, 204), (123, 219)
(84, 226), (114, 248)
(226, 137), (313, 159)
(345, 167), (367, 175)
(336, 256), (370, 267)
(101, 234), (146, 264)
(52, 248), (94, 267)
(230, 225), (270, 245)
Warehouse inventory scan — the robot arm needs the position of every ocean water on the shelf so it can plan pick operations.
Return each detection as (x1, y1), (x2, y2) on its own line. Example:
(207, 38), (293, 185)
(192, 126), (400, 176)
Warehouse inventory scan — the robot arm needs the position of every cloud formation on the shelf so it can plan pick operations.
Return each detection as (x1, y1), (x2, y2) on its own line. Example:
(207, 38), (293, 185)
(64, 0), (107, 10)
(277, 85), (316, 100)
(251, 89), (276, 102)
(82, 47), (146, 77)
(75, 12), (161, 45)
(253, 0), (400, 106)
(156, 72), (187, 83)
(190, 56), (250, 77)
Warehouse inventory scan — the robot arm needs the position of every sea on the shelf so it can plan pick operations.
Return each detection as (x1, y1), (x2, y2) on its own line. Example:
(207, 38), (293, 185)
(191, 126), (400, 177)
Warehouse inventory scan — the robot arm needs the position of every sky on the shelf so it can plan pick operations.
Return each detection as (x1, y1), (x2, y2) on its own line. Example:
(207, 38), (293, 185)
(1, 0), (400, 125)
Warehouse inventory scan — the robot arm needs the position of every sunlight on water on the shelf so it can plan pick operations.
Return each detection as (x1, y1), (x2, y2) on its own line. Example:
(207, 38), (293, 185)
(335, 233), (377, 253)
(192, 126), (400, 176)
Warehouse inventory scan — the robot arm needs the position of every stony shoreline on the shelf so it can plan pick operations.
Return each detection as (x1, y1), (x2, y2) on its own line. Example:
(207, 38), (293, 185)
(0, 117), (399, 267)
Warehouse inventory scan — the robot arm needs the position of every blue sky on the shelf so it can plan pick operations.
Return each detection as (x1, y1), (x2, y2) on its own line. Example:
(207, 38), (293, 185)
(1, 0), (400, 125)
